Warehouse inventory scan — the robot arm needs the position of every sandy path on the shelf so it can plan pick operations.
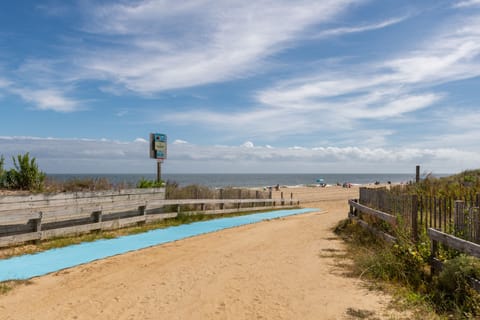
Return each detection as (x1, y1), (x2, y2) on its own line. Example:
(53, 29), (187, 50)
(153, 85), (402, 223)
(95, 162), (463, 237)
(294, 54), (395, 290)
(0, 186), (406, 319)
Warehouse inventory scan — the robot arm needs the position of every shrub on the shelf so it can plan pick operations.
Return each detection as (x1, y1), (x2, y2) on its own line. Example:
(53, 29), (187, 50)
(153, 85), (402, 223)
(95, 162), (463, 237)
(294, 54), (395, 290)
(136, 178), (164, 188)
(2, 153), (46, 191)
(432, 255), (480, 317)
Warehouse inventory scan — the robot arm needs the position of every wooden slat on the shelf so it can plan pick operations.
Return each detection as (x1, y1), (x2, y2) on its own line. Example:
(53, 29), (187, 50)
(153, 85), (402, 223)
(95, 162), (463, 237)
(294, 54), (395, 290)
(0, 212), (42, 225)
(0, 232), (41, 247)
(428, 228), (480, 258)
(0, 188), (164, 203)
(0, 192), (164, 212)
(351, 216), (397, 243)
(348, 199), (397, 226)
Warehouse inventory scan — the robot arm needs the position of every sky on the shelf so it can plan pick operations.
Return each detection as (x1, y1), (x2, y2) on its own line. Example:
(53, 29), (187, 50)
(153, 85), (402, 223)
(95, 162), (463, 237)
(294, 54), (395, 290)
(1, 0), (480, 174)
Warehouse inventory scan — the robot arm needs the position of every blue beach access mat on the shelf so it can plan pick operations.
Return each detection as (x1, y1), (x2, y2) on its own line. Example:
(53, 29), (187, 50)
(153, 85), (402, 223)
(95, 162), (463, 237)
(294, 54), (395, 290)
(0, 208), (317, 281)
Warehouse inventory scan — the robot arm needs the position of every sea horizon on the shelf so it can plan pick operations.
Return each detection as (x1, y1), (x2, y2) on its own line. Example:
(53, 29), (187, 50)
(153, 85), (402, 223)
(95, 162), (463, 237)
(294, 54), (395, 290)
(46, 172), (450, 188)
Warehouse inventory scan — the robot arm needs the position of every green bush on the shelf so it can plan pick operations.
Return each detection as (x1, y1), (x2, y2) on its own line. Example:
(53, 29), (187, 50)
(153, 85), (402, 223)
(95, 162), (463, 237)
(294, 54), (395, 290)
(136, 178), (164, 188)
(432, 255), (480, 317)
(336, 219), (480, 318)
(1, 153), (46, 191)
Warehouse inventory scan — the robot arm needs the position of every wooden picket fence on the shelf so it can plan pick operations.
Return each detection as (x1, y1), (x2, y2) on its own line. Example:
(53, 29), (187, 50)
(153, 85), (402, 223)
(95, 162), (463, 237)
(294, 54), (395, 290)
(357, 187), (480, 243)
(349, 187), (480, 290)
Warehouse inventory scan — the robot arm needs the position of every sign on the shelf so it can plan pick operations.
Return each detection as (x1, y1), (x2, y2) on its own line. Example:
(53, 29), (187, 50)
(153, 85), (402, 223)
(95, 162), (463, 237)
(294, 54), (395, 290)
(150, 133), (167, 159)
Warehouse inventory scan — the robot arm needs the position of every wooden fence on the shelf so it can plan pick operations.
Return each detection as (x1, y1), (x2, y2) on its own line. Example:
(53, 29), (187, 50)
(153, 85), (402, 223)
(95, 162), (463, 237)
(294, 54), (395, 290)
(350, 187), (480, 290)
(358, 187), (480, 244)
(0, 188), (299, 248)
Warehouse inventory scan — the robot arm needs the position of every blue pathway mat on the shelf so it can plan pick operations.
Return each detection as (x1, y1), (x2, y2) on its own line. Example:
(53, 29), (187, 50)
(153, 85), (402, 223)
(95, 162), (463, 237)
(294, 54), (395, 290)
(0, 208), (317, 281)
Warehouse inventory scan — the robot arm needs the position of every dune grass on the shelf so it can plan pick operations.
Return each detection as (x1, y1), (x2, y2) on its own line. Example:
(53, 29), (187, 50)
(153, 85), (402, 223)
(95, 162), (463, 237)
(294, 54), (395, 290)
(334, 218), (480, 319)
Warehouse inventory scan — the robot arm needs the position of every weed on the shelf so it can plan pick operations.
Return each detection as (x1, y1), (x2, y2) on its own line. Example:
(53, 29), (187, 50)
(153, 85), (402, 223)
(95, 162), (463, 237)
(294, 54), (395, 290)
(335, 218), (480, 319)
(346, 307), (377, 319)
(0, 280), (32, 295)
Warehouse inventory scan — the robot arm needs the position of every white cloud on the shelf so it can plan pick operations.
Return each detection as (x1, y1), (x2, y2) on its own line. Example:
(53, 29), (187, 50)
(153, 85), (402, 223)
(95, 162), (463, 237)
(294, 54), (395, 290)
(134, 138), (148, 143)
(0, 136), (477, 174)
(454, 0), (480, 8)
(77, 0), (358, 93)
(9, 88), (80, 112)
(173, 139), (188, 145)
(314, 16), (408, 38)
(242, 141), (255, 148)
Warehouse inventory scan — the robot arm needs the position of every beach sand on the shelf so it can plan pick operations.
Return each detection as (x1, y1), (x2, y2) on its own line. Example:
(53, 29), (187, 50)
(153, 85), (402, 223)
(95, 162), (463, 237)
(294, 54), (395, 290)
(0, 186), (409, 319)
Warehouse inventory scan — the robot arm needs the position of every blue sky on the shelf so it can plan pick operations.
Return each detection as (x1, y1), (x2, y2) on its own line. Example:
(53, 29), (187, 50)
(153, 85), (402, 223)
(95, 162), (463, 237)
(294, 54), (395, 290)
(1, 0), (480, 174)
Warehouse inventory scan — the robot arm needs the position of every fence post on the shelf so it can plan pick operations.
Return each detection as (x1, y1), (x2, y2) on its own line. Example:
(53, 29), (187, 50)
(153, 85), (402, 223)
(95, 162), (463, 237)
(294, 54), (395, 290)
(92, 210), (103, 222)
(411, 195), (418, 242)
(281, 192), (284, 206)
(290, 192), (293, 206)
(33, 212), (43, 244)
(92, 210), (103, 230)
(349, 200), (355, 218)
(454, 200), (465, 237)
(430, 237), (439, 275)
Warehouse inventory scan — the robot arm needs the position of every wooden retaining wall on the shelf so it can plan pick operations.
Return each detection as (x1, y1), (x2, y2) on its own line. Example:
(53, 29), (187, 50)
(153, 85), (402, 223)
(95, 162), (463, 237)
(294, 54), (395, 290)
(0, 188), (299, 247)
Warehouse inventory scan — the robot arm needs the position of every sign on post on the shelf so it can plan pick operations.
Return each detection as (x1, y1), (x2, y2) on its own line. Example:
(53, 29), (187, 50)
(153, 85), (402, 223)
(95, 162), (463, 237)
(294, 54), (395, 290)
(150, 133), (167, 183)
(150, 133), (167, 160)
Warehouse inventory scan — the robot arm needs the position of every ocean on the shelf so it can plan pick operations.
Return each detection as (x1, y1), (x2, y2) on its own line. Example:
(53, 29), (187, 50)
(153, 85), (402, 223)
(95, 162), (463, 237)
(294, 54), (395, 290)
(46, 173), (434, 188)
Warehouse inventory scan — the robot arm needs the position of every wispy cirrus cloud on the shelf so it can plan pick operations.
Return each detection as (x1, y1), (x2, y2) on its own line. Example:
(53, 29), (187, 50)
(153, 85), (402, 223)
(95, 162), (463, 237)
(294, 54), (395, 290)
(77, 0), (359, 93)
(8, 87), (80, 112)
(160, 10), (480, 147)
(313, 15), (409, 38)
(454, 0), (480, 8)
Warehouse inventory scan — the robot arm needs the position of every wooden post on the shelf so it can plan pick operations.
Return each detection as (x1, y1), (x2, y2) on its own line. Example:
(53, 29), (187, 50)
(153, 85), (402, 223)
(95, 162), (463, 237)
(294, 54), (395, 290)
(455, 200), (465, 237)
(157, 160), (162, 183)
(281, 192), (284, 206)
(138, 206), (146, 216)
(92, 210), (103, 230)
(474, 207), (480, 243)
(430, 238), (438, 275)
(416, 165), (420, 183)
(290, 192), (293, 206)
(92, 211), (103, 222)
(256, 190), (260, 199)
(34, 212), (43, 244)
(411, 195), (418, 241)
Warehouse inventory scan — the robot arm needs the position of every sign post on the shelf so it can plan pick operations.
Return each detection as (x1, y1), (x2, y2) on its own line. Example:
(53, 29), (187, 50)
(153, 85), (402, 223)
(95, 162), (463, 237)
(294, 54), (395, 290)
(150, 133), (167, 183)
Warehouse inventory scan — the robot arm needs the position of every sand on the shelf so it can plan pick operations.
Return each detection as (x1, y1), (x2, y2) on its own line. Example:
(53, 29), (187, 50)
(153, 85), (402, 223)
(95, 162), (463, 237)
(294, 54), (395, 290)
(0, 186), (408, 319)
